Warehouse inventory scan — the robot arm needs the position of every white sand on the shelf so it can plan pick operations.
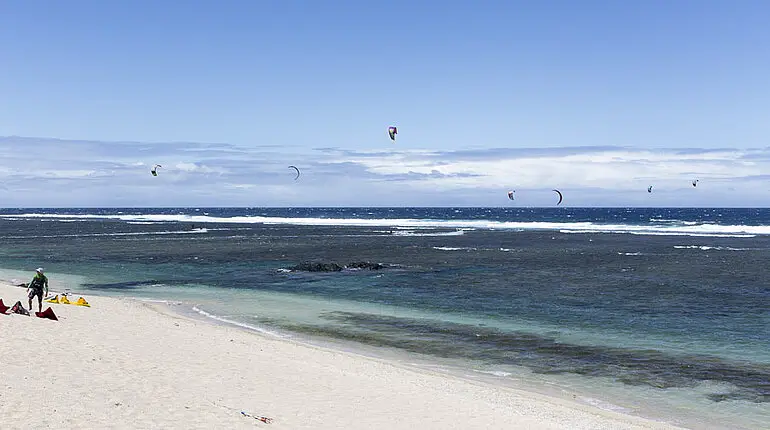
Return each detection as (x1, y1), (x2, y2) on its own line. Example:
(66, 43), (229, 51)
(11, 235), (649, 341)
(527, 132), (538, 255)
(0, 283), (685, 430)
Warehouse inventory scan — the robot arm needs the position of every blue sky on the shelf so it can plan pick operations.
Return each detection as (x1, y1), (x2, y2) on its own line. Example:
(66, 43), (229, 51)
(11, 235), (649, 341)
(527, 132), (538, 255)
(1, 1), (769, 206)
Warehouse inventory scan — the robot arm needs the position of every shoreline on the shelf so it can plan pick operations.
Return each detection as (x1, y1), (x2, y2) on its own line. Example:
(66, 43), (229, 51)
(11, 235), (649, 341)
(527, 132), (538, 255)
(163, 296), (714, 430)
(173, 300), (649, 411)
(0, 282), (685, 429)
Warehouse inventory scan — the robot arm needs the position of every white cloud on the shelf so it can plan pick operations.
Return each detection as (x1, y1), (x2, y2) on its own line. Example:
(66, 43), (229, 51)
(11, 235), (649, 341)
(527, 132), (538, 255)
(0, 136), (769, 207)
(172, 162), (221, 174)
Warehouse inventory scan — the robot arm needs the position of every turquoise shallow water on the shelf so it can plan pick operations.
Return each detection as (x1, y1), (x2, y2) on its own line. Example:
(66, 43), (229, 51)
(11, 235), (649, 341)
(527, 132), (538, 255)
(1, 207), (768, 429)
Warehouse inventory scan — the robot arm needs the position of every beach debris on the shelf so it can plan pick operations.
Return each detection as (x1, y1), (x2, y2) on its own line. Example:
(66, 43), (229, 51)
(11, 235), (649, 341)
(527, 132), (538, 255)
(151, 164), (162, 176)
(0, 299), (9, 314)
(288, 165), (301, 180)
(10, 301), (29, 316)
(388, 126), (397, 141)
(553, 189), (563, 205)
(241, 411), (273, 424)
(507, 190), (515, 200)
(210, 400), (273, 425)
(35, 307), (58, 321)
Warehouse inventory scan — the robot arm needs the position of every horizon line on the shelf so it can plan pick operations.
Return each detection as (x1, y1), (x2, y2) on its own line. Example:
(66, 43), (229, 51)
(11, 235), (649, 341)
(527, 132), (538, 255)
(1, 206), (769, 210)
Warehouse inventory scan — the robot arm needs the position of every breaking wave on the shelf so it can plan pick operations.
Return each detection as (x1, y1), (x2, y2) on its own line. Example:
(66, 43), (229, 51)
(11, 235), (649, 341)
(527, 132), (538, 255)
(2, 212), (770, 238)
(191, 306), (288, 338)
(673, 245), (758, 251)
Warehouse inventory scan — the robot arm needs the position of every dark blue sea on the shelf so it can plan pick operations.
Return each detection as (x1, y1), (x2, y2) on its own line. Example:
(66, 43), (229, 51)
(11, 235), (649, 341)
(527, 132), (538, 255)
(0, 207), (768, 429)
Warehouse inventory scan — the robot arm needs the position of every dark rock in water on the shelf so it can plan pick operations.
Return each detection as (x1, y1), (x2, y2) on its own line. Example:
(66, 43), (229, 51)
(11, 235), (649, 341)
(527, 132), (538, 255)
(346, 261), (385, 270)
(15, 283), (27, 288)
(289, 261), (386, 272)
(291, 262), (344, 272)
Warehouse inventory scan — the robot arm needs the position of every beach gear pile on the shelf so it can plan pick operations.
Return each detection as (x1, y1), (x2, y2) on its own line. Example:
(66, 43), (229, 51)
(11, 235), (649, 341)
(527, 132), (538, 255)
(0, 298), (58, 320)
(0, 291), (91, 321)
(45, 294), (90, 307)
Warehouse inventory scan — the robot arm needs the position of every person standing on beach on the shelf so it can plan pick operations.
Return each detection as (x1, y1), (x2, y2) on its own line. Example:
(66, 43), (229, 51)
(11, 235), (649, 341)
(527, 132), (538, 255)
(27, 268), (49, 312)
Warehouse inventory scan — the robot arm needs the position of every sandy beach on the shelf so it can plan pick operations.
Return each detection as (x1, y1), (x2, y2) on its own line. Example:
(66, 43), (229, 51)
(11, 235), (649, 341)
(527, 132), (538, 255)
(0, 283), (684, 430)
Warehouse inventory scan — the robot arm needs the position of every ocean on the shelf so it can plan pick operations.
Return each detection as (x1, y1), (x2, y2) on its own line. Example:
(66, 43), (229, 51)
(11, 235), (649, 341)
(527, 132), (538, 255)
(0, 207), (767, 429)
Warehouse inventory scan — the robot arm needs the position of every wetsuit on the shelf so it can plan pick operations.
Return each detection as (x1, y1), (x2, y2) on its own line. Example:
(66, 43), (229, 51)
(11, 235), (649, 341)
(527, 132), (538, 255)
(28, 273), (48, 300)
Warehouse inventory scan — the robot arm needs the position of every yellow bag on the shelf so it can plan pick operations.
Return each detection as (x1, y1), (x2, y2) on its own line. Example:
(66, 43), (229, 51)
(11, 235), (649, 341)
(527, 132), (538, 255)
(73, 297), (90, 307)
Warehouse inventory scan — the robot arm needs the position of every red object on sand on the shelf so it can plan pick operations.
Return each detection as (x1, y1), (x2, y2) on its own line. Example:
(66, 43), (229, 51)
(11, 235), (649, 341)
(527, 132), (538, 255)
(0, 299), (9, 314)
(35, 307), (58, 321)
